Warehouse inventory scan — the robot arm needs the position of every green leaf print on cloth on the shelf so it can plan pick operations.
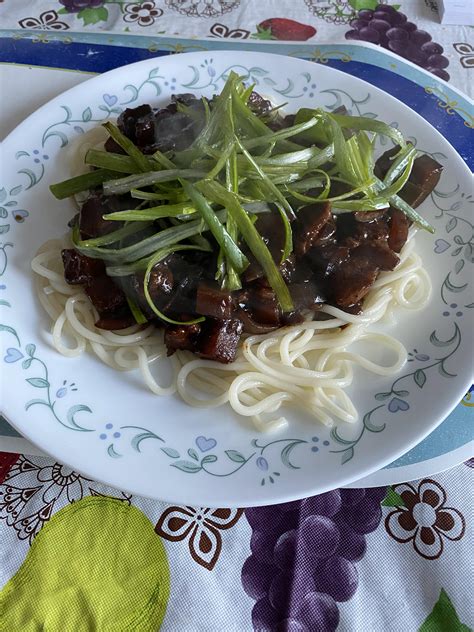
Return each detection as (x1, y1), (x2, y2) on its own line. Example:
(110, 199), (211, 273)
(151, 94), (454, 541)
(419, 589), (472, 632)
(381, 486), (405, 507)
(77, 6), (109, 26)
(0, 497), (170, 631)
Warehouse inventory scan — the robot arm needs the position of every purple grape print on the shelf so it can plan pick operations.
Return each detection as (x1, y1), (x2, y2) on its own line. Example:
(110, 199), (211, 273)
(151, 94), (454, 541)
(300, 490), (342, 519)
(334, 521), (367, 562)
(314, 556), (359, 602)
(251, 529), (281, 565)
(274, 529), (299, 570)
(339, 488), (365, 507)
(242, 488), (386, 630)
(278, 500), (302, 513)
(365, 487), (388, 504)
(297, 592), (340, 631)
(59, 0), (105, 11)
(339, 498), (382, 534)
(276, 619), (308, 632)
(386, 27), (409, 42)
(300, 515), (340, 559)
(421, 42), (443, 56)
(269, 570), (315, 616)
(246, 506), (284, 532)
(242, 555), (276, 600)
(252, 597), (279, 631)
(345, 4), (450, 81)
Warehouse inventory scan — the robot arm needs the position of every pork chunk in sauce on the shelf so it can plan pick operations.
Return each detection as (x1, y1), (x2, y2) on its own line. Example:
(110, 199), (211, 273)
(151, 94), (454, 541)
(62, 107), (442, 362)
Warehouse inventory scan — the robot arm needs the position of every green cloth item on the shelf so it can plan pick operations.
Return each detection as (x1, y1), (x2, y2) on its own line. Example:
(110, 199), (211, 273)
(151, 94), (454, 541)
(0, 497), (170, 631)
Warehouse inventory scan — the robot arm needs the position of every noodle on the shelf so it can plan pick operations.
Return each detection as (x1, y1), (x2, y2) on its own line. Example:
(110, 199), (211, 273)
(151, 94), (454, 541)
(31, 229), (431, 431)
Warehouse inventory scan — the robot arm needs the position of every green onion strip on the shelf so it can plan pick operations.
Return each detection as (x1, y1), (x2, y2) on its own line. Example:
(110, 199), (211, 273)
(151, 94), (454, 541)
(143, 247), (206, 325)
(49, 70), (436, 318)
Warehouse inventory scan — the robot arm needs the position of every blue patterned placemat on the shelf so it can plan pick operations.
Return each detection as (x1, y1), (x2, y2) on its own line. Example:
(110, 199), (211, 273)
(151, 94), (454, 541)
(1, 32), (472, 167)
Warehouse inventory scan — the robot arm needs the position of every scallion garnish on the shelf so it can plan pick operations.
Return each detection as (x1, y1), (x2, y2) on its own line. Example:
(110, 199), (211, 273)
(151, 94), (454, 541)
(50, 169), (117, 200)
(103, 169), (208, 196)
(181, 180), (249, 274)
(102, 121), (151, 173)
(102, 203), (196, 221)
(199, 180), (294, 312)
(85, 149), (154, 174)
(52, 70), (435, 316)
(126, 296), (148, 325)
(143, 247), (206, 325)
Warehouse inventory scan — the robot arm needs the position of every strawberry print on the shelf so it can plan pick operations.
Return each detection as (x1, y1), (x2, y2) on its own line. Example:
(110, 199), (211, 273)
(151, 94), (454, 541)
(254, 18), (316, 41)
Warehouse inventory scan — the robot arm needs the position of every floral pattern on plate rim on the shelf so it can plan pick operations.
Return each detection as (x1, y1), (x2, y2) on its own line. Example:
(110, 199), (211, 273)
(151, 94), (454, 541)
(1, 60), (472, 483)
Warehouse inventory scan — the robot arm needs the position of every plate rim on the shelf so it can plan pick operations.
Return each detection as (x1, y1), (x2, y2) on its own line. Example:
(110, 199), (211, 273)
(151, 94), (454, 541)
(1, 50), (472, 505)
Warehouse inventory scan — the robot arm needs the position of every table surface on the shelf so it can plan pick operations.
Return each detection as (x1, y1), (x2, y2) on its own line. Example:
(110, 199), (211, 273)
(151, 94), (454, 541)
(0, 2), (473, 631)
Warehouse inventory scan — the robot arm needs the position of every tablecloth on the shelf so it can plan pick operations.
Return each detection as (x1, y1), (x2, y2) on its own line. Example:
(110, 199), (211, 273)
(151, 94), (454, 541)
(0, 0), (473, 96)
(0, 453), (473, 631)
(0, 1), (473, 630)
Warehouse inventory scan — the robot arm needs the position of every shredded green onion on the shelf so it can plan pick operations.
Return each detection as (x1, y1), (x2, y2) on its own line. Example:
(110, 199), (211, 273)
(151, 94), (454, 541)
(126, 296), (148, 324)
(50, 169), (117, 200)
(51, 71), (436, 318)
(199, 180), (294, 312)
(103, 169), (208, 196)
(130, 189), (188, 202)
(102, 122), (151, 173)
(181, 179), (248, 274)
(143, 247), (206, 325)
(235, 136), (295, 220)
(73, 210), (228, 262)
(102, 203), (196, 221)
(85, 149), (155, 174)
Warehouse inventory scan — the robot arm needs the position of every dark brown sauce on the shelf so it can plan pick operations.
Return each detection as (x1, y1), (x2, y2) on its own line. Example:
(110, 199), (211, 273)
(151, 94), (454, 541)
(62, 97), (442, 363)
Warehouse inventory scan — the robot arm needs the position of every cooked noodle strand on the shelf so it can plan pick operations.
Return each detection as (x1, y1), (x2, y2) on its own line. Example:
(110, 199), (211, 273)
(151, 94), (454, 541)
(32, 230), (431, 430)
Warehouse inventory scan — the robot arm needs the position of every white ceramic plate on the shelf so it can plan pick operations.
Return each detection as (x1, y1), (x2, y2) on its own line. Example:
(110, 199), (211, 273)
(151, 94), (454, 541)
(1, 52), (472, 505)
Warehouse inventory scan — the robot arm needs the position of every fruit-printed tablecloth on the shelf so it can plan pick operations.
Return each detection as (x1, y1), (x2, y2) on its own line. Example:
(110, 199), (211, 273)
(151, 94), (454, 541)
(0, 1), (473, 630)
(0, 0), (473, 96)
(0, 453), (473, 630)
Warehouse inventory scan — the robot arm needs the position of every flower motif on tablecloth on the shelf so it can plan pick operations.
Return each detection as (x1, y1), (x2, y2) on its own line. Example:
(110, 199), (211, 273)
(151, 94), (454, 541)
(304, 0), (357, 24)
(453, 43), (474, 69)
(385, 479), (465, 560)
(18, 10), (69, 31)
(155, 506), (243, 570)
(165, 0), (240, 18)
(0, 456), (131, 543)
(209, 23), (250, 39)
(123, 2), (163, 26)
(36, 462), (88, 502)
